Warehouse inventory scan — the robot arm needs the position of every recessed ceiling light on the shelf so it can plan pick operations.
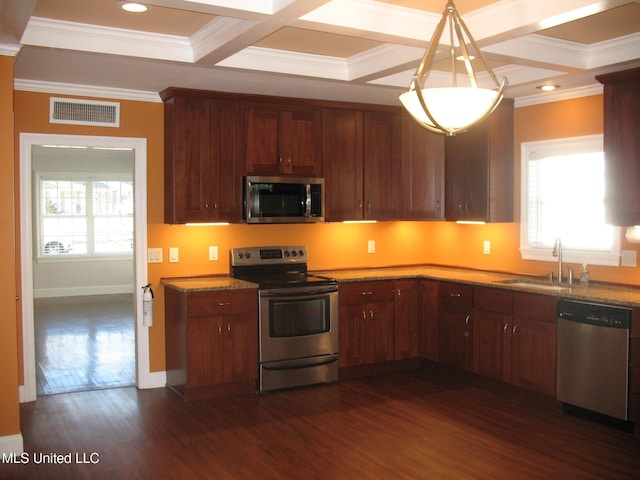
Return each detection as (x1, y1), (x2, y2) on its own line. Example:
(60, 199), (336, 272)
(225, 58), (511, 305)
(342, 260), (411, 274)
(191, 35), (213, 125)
(537, 85), (560, 92)
(121, 2), (148, 13)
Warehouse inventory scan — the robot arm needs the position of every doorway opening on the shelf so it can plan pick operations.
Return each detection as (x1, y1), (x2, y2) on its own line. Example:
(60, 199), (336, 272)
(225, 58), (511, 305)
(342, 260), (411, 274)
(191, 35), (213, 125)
(20, 134), (150, 402)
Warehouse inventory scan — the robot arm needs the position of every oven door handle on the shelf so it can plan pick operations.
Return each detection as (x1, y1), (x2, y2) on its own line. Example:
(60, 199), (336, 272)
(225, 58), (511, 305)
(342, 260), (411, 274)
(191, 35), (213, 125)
(260, 286), (338, 297)
(262, 355), (338, 371)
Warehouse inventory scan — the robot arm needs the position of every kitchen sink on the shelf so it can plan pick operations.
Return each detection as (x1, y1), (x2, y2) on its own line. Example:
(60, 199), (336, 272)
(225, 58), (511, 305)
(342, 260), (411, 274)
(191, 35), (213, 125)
(498, 279), (572, 292)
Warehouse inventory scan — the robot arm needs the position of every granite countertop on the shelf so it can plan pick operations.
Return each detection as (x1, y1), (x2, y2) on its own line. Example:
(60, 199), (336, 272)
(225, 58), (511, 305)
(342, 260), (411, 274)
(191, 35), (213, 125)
(162, 276), (257, 292)
(162, 265), (640, 307)
(315, 265), (640, 308)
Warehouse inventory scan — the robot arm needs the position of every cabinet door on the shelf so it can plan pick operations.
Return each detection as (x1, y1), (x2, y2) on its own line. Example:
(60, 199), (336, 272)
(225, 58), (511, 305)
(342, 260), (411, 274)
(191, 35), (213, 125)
(187, 316), (225, 387)
(322, 108), (364, 221)
(598, 69), (640, 225)
(438, 302), (473, 370)
(166, 96), (212, 223)
(339, 304), (369, 367)
(370, 301), (395, 363)
(445, 120), (489, 221)
(245, 104), (281, 175)
(363, 110), (402, 220)
(473, 310), (511, 382)
(223, 311), (258, 384)
(281, 107), (322, 176)
(419, 280), (439, 361)
(511, 316), (557, 396)
(394, 279), (419, 360)
(401, 112), (445, 220)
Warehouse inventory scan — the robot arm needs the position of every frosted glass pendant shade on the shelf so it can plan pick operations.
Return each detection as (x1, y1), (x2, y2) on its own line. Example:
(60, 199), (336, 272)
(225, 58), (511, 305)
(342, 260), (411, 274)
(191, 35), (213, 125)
(399, 0), (507, 135)
(400, 87), (500, 134)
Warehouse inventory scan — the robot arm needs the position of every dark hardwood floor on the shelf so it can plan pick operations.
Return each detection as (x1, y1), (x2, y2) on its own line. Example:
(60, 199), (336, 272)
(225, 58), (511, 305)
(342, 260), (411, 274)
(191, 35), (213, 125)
(4, 366), (640, 479)
(34, 294), (135, 395)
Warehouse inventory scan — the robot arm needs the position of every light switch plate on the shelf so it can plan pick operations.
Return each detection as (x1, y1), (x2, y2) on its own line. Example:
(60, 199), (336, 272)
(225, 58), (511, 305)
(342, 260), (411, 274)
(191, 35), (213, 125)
(147, 248), (162, 264)
(169, 247), (179, 263)
(483, 240), (491, 255)
(367, 240), (375, 254)
(209, 246), (218, 261)
(621, 249), (637, 267)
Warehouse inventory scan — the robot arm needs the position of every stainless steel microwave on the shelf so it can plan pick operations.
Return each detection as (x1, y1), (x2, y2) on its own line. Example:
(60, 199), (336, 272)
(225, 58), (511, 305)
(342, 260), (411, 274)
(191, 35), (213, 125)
(243, 176), (325, 224)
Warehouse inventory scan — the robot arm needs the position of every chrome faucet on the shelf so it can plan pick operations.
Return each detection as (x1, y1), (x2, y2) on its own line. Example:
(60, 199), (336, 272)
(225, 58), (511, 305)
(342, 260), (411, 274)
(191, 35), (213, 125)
(553, 237), (563, 283)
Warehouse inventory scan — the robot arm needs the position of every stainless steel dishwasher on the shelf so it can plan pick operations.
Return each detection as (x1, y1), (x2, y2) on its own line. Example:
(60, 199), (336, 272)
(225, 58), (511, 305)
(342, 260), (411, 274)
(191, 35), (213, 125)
(556, 299), (633, 431)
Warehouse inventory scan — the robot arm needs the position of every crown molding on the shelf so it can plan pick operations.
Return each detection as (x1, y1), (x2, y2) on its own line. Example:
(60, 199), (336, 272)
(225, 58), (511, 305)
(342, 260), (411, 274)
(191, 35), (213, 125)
(13, 79), (162, 103)
(515, 84), (602, 108)
(22, 17), (193, 63)
(0, 43), (21, 56)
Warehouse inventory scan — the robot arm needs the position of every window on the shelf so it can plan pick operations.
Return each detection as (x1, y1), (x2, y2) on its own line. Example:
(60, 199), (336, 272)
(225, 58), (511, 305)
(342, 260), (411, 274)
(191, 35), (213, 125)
(520, 135), (620, 266)
(37, 173), (133, 258)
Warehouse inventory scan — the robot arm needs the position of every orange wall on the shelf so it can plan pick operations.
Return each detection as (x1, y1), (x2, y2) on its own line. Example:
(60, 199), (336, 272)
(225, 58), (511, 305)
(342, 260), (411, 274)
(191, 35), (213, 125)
(1, 56), (20, 438)
(12, 90), (640, 386)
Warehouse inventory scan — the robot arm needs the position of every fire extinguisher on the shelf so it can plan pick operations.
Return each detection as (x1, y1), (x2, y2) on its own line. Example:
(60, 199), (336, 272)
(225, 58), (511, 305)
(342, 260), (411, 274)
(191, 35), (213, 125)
(142, 284), (154, 327)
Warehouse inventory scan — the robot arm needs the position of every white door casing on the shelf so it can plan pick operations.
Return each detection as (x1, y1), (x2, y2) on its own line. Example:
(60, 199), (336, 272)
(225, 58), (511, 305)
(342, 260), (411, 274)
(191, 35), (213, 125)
(19, 133), (154, 402)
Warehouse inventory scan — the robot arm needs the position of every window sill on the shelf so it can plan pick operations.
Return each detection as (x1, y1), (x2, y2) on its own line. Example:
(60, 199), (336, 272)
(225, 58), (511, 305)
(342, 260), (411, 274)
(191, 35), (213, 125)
(519, 247), (620, 267)
(36, 254), (133, 264)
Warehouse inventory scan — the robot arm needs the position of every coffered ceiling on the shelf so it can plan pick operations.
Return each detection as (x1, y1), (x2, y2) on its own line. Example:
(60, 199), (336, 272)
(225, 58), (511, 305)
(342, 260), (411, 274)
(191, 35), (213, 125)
(1, 0), (639, 105)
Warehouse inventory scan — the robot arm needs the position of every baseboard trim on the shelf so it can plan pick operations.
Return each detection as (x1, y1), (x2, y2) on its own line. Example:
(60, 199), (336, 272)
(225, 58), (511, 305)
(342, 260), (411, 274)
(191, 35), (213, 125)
(0, 433), (24, 455)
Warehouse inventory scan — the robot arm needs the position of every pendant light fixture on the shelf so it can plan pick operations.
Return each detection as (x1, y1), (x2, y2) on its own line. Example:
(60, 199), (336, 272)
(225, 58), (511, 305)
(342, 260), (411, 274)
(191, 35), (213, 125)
(399, 0), (507, 135)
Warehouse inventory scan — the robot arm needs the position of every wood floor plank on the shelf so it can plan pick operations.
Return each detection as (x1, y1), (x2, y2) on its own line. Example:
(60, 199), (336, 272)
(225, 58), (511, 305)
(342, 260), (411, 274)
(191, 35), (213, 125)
(4, 366), (639, 479)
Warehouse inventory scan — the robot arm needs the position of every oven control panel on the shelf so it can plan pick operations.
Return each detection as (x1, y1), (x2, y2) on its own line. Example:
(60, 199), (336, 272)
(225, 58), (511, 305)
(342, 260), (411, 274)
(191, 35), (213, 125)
(231, 246), (307, 266)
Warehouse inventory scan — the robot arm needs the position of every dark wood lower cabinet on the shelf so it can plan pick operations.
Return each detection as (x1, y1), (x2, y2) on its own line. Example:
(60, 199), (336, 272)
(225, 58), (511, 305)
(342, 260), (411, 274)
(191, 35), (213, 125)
(339, 281), (395, 368)
(165, 287), (258, 401)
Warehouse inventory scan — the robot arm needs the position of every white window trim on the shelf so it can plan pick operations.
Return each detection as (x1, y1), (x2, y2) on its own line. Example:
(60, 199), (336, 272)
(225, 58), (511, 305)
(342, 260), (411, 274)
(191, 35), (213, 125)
(34, 171), (134, 262)
(519, 134), (621, 267)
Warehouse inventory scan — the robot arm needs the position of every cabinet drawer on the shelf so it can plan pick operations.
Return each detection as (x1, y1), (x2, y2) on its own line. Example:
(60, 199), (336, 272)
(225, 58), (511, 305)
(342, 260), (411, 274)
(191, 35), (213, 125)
(339, 280), (395, 305)
(187, 289), (257, 317)
(513, 292), (557, 322)
(438, 282), (473, 307)
(474, 286), (512, 314)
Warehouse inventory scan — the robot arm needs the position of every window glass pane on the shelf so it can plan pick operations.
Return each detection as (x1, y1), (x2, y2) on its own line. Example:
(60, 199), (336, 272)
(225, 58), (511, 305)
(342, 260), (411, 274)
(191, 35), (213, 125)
(529, 152), (611, 251)
(93, 180), (133, 254)
(41, 179), (87, 255)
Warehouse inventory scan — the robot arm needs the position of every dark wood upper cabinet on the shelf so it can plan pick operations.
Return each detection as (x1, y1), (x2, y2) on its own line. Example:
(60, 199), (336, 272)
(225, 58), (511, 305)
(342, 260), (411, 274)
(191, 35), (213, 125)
(163, 93), (244, 224)
(444, 99), (514, 222)
(596, 67), (640, 226)
(322, 107), (402, 221)
(401, 112), (445, 220)
(245, 103), (322, 176)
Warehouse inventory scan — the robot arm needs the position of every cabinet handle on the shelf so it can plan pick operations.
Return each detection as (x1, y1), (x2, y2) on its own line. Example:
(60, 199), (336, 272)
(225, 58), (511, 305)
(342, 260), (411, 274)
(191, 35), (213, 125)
(512, 324), (518, 335)
(464, 315), (470, 328)
(362, 310), (367, 320)
(370, 310), (374, 318)
(397, 289), (401, 297)
(357, 200), (363, 212)
(227, 323), (232, 336)
(287, 157), (291, 166)
(218, 301), (231, 306)
(366, 200), (372, 211)
(449, 293), (462, 298)
(278, 156), (283, 165)
(436, 200), (440, 211)
(361, 291), (373, 296)
(503, 323), (508, 334)
(218, 324), (222, 334)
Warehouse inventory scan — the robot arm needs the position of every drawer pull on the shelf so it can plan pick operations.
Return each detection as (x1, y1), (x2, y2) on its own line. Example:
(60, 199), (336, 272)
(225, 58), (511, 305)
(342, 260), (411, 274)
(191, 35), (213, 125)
(361, 291), (373, 296)
(449, 293), (462, 297)
(218, 301), (231, 306)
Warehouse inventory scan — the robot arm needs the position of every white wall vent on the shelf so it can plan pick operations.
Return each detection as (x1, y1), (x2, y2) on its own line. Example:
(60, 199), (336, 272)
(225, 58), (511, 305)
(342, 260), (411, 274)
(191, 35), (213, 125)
(50, 97), (120, 127)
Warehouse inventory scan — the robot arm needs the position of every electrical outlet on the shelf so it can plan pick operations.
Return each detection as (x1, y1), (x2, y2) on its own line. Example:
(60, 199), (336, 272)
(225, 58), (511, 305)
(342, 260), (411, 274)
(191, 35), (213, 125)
(209, 246), (218, 261)
(367, 240), (376, 254)
(621, 249), (637, 267)
(147, 248), (162, 264)
(483, 240), (491, 255)
(169, 247), (179, 263)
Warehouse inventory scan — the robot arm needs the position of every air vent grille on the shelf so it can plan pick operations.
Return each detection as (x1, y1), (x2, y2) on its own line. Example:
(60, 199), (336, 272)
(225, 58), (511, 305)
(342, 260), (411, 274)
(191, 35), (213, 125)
(50, 97), (120, 127)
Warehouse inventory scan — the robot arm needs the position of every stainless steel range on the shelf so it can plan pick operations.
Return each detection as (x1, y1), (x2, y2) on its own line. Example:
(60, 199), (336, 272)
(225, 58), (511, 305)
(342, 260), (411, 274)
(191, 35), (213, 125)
(230, 246), (338, 392)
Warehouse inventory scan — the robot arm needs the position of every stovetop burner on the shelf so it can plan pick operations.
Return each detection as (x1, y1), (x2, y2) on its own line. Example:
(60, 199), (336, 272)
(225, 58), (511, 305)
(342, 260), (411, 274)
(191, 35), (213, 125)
(230, 246), (337, 289)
